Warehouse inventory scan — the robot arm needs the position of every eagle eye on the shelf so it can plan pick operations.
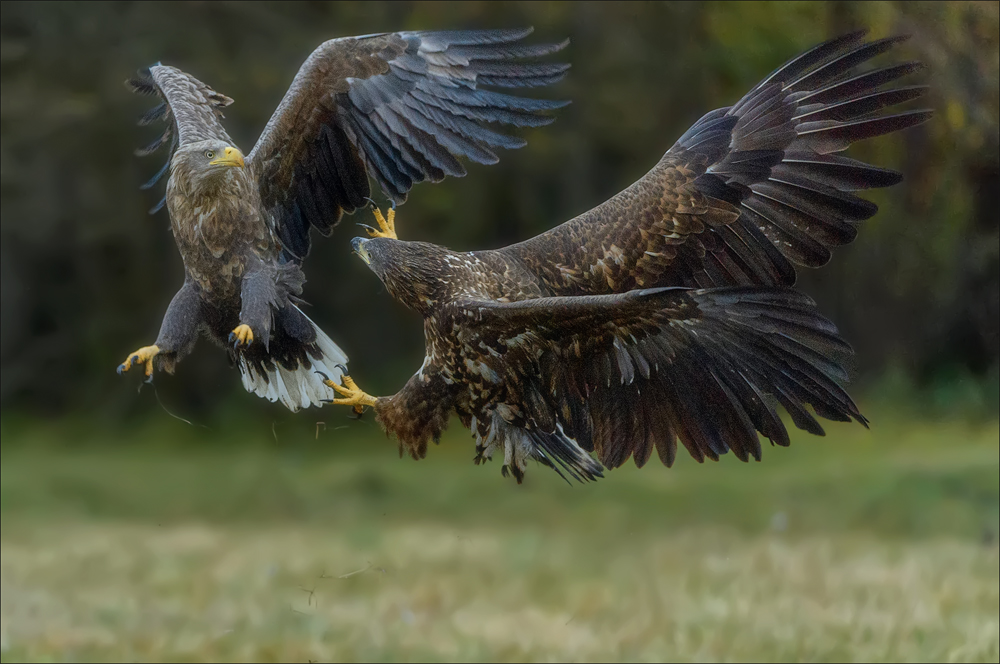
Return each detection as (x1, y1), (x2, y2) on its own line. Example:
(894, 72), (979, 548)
(205, 150), (215, 159)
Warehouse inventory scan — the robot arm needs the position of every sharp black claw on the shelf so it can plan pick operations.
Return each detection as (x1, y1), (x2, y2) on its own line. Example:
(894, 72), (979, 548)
(131, 354), (139, 364)
(357, 223), (377, 233)
(334, 363), (348, 374)
(315, 370), (330, 381)
(228, 332), (236, 343)
(117, 365), (124, 375)
(363, 197), (377, 209)
(389, 199), (396, 210)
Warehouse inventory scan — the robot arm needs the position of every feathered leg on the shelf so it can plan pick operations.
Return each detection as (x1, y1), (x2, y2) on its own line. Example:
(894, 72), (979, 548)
(325, 368), (458, 460)
(118, 280), (202, 380)
(231, 267), (276, 350)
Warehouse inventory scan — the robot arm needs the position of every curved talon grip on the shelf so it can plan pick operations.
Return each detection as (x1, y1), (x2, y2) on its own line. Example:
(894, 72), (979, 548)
(229, 325), (254, 349)
(117, 344), (160, 378)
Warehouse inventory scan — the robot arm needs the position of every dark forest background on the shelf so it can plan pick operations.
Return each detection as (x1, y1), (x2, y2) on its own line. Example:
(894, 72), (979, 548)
(1, 1), (997, 424)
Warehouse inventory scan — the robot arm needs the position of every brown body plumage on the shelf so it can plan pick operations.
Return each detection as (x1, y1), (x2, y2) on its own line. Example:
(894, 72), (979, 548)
(343, 31), (932, 482)
(166, 143), (273, 302)
(117, 28), (570, 410)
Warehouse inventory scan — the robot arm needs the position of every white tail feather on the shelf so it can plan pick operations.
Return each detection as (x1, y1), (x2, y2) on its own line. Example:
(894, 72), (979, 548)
(238, 306), (348, 412)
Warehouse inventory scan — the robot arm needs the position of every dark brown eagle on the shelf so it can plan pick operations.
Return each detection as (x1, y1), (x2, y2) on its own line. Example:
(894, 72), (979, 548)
(116, 28), (569, 411)
(326, 31), (932, 482)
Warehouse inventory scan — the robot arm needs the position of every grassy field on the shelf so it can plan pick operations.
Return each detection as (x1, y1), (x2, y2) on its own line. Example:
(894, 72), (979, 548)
(1, 408), (998, 662)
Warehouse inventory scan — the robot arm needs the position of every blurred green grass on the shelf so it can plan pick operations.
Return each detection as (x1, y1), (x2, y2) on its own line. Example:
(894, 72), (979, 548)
(3, 405), (997, 539)
(1, 405), (998, 661)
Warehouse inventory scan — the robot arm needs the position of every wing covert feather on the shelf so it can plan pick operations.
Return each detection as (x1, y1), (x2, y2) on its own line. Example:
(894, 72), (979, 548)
(447, 287), (866, 472)
(246, 28), (569, 261)
(504, 30), (930, 292)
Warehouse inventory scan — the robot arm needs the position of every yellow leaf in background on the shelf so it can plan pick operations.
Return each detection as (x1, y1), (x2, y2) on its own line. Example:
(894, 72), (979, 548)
(946, 98), (966, 131)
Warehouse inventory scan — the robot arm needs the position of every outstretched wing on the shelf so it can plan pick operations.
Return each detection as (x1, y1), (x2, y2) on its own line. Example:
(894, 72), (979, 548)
(125, 65), (236, 213)
(247, 28), (569, 261)
(447, 287), (866, 473)
(506, 30), (932, 293)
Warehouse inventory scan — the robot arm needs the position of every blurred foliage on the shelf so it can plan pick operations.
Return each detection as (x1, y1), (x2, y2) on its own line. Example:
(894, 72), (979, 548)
(0, 1), (997, 421)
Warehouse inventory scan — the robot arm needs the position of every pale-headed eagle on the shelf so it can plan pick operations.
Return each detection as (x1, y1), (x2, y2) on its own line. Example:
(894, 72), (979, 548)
(327, 31), (932, 482)
(116, 29), (569, 411)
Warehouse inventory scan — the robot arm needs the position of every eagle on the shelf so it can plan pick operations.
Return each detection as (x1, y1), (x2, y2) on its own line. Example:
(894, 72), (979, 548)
(116, 28), (569, 411)
(325, 31), (932, 482)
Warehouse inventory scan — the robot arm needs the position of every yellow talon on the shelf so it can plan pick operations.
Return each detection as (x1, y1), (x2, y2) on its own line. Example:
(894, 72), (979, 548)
(323, 374), (378, 412)
(367, 205), (397, 240)
(118, 344), (160, 378)
(229, 324), (253, 348)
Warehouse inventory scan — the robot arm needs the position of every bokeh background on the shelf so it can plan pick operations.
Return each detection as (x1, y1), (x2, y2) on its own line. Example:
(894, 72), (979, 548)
(1, 2), (997, 661)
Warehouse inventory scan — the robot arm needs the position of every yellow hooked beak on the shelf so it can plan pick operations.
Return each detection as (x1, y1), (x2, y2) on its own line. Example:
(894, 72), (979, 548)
(210, 146), (245, 168)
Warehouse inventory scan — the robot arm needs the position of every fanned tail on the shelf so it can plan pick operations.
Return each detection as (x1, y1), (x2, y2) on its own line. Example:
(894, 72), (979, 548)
(238, 306), (347, 412)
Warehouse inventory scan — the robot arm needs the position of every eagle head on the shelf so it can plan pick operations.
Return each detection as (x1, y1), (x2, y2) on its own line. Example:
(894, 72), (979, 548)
(171, 139), (245, 193)
(352, 236), (453, 314)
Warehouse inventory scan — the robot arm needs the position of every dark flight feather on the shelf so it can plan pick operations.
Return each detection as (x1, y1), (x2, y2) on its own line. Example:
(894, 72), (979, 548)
(503, 29), (930, 290)
(244, 28), (568, 261)
(119, 29), (568, 414)
(361, 31), (927, 483)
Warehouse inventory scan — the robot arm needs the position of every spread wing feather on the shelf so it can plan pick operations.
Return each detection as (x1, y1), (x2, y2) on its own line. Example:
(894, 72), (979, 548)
(448, 287), (866, 474)
(125, 65), (235, 213)
(505, 30), (931, 292)
(246, 28), (569, 261)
